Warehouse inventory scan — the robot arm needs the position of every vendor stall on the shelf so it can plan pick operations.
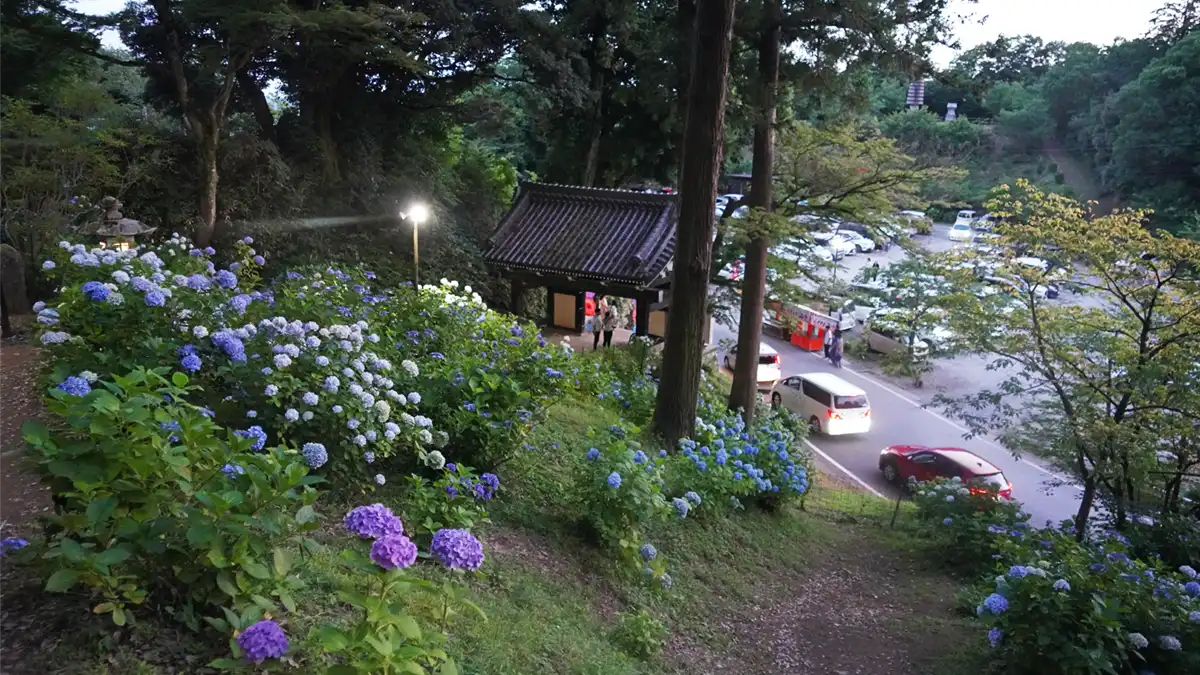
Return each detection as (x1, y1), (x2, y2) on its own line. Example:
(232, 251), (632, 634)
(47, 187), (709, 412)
(772, 303), (841, 351)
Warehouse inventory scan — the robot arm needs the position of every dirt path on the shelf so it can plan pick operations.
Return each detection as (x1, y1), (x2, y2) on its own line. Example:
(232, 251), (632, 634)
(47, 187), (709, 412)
(0, 340), (53, 533)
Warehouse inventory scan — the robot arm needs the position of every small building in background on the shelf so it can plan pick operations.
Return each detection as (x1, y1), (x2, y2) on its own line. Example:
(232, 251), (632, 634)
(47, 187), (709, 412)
(945, 102), (958, 121)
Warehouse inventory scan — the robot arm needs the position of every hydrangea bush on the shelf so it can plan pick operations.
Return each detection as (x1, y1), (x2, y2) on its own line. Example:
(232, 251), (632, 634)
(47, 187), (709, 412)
(402, 462), (498, 543)
(972, 526), (1200, 674)
(575, 424), (672, 584)
(912, 477), (1029, 570)
(33, 237), (572, 484)
(22, 368), (321, 629)
(669, 408), (810, 514)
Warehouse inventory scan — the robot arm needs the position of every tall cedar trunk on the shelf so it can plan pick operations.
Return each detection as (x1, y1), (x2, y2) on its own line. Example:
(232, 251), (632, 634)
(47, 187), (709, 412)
(582, 13), (609, 187)
(195, 127), (220, 246)
(1075, 477), (1097, 541)
(728, 0), (781, 420)
(673, 0), (696, 176)
(652, 0), (737, 445)
(317, 95), (340, 182)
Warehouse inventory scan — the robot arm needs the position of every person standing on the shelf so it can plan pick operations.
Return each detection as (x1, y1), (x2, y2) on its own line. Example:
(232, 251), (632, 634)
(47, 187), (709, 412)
(601, 296), (617, 347)
(823, 326), (834, 358)
(592, 295), (606, 350)
(829, 329), (844, 368)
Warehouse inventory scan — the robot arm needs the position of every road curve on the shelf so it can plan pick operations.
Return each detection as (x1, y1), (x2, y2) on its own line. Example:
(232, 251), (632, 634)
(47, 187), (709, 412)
(713, 324), (1082, 526)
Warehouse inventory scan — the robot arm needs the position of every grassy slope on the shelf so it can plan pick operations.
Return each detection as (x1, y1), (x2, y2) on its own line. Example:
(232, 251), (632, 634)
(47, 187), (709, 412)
(0, 391), (985, 675)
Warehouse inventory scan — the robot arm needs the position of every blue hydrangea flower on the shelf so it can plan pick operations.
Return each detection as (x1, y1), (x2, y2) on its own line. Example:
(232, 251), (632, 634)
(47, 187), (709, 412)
(684, 491), (701, 506)
(639, 543), (657, 561)
(236, 619), (289, 663)
(987, 627), (1002, 648)
(1159, 635), (1181, 651)
(1, 538), (30, 555)
(57, 375), (91, 397)
(81, 281), (109, 302)
(1180, 565), (1198, 579)
(632, 450), (647, 465)
(144, 290), (166, 307)
(982, 593), (1008, 615)
(586, 448), (600, 461)
(181, 353), (202, 372)
(1053, 579), (1071, 592)
(1184, 581), (1200, 597)
(235, 425), (267, 451)
(607, 472), (622, 489)
(301, 442), (328, 468)
(374, 473), (386, 485)
(302, 392), (319, 405)
(222, 463), (244, 477)
(1128, 632), (1149, 649)
(1007, 566), (1029, 579)
(672, 497), (690, 519)
(659, 573), (673, 590)
(943, 517), (954, 526)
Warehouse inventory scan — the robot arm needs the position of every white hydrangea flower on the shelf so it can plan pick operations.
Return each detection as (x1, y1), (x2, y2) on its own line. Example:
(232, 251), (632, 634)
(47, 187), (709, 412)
(193, 326), (209, 338)
(401, 360), (419, 376)
(79, 371), (98, 382)
(401, 413), (416, 426)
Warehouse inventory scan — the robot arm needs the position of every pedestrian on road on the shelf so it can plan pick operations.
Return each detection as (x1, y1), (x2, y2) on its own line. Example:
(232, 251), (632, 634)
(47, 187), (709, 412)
(829, 329), (844, 369)
(870, 261), (881, 280)
(592, 295), (606, 350)
(823, 326), (834, 358)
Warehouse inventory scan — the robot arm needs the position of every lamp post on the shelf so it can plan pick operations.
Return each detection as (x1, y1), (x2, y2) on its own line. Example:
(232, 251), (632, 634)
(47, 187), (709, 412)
(403, 203), (430, 286)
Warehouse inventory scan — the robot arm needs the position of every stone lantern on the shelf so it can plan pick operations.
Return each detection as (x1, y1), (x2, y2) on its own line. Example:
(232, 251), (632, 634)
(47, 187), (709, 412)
(90, 196), (156, 250)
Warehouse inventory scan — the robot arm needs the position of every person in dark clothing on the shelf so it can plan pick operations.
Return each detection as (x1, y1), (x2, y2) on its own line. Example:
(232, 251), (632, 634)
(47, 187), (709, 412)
(829, 329), (844, 368)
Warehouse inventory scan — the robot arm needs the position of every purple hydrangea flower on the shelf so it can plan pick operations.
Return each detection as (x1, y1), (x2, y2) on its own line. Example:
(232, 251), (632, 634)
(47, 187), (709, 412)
(229, 294), (252, 314)
(214, 270), (238, 289)
(987, 627), (1002, 648)
(982, 593), (1008, 615)
(253, 255), (265, 265)
(144, 290), (166, 307)
(607, 472), (622, 489)
(430, 528), (485, 571)
(222, 463), (245, 477)
(343, 504), (403, 539)
(370, 534), (418, 569)
(236, 619), (289, 663)
(57, 375), (91, 397)
(640, 544), (657, 561)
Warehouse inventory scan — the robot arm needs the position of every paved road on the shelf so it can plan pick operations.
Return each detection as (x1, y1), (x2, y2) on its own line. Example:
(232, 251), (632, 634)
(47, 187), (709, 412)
(712, 322), (1082, 526)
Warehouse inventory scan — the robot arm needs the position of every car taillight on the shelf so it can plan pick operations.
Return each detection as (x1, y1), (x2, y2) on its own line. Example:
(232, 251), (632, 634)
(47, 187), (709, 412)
(864, 409), (871, 417)
(772, 354), (780, 365)
(826, 409), (841, 420)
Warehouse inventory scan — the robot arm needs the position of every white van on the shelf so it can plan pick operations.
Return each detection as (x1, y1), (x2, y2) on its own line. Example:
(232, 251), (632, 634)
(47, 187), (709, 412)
(770, 372), (871, 436)
(954, 209), (977, 226)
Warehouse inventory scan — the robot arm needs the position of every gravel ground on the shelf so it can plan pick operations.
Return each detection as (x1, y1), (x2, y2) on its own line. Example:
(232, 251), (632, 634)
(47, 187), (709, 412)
(0, 333), (53, 535)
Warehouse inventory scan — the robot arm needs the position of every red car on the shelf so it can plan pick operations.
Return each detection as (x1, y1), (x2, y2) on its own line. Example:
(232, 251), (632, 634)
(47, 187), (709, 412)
(878, 445), (1013, 498)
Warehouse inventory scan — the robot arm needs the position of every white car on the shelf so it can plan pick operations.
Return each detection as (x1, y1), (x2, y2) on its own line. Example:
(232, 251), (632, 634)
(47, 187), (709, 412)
(954, 209), (977, 227)
(983, 275), (1057, 301)
(834, 231), (875, 253)
(948, 222), (974, 242)
(723, 341), (782, 387)
(771, 372), (872, 436)
(813, 231), (856, 257)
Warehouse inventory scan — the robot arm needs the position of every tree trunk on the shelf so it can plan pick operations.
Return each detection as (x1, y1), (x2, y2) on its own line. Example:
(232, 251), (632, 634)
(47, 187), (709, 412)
(1, 288), (11, 339)
(674, 0), (697, 177)
(581, 14), (609, 187)
(238, 70), (276, 145)
(1074, 477), (1097, 541)
(195, 127), (220, 246)
(727, 0), (781, 421)
(652, 0), (737, 445)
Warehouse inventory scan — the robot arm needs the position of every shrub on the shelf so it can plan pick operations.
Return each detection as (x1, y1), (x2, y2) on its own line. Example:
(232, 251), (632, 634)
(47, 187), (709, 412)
(23, 368), (321, 629)
(612, 608), (668, 659)
(1123, 513), (1200, 571)
(911, 477), (1029, 571)
(32, 236), (572, 486)
(574, 424), (671, 582)
(972, 527), (1200, 675)
(668, 407), (810, 514)
(401, 462), (497, 543)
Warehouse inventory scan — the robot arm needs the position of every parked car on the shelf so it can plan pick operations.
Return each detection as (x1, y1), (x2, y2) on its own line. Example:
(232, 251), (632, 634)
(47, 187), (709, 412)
(983, 274), (1058, 300)
(813, 231), (856, 257)
(871, 308), (955, 354)
(723, 341), (781, 387)
(878, 445), (1013, 498)
(834, 231), (875, 253)
(953, 209), (978, 227)
(864, 317), (931, 359)
(948, 222), (974, 242)
(771, 372), (871, 436)
(893, 210), (933, 235)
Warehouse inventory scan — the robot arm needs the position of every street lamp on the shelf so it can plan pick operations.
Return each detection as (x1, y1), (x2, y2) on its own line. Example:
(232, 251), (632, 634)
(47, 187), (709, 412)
(403, 203), (430, 286)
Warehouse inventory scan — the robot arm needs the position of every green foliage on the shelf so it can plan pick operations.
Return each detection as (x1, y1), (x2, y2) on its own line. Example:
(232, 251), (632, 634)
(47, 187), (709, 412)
(301, 545), (470, 675)
(23, 368), (321, 629)
(611, 609), (667, 659)
(401, 465), (495, 544)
